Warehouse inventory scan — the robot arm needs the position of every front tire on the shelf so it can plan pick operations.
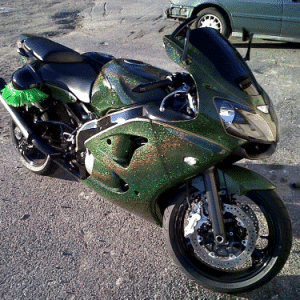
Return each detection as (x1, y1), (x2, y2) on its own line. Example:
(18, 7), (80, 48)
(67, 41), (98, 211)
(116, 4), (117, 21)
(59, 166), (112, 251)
(163, 189), (292, 293)
(193, 7), (231, 38)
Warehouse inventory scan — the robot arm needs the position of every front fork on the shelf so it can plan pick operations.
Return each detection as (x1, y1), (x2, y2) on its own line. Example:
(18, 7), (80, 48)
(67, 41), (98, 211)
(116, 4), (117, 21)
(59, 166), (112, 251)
(203, 167), (227, 244)
(185, 165), (275, 242)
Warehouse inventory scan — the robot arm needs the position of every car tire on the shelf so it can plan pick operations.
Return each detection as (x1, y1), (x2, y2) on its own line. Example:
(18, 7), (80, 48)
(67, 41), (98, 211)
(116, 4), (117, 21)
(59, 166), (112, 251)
(193, 7), (231, 38)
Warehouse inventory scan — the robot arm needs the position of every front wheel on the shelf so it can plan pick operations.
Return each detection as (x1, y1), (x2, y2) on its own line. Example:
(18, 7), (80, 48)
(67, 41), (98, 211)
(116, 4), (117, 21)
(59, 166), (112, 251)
(163, 189), (292, 293)
(192, 8), (231, 38)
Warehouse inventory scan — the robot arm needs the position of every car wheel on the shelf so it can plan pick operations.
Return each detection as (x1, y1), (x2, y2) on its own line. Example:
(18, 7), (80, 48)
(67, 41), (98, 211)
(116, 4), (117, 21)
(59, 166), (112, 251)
(193, 7), (231, 38)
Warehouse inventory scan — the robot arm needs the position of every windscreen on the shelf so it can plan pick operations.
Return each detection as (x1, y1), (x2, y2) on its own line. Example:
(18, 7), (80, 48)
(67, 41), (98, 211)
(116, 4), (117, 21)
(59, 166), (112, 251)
(188, 28), (257, 90)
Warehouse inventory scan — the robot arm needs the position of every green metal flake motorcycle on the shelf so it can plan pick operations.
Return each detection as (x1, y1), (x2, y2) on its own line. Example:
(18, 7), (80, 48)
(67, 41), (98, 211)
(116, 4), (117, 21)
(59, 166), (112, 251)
(0, 17), (292, 293)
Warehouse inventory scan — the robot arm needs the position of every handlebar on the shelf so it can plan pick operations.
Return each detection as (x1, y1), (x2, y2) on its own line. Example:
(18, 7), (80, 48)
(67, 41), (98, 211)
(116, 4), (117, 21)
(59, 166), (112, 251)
(132, 78), (173, 93)
(132, 72), (193, 94)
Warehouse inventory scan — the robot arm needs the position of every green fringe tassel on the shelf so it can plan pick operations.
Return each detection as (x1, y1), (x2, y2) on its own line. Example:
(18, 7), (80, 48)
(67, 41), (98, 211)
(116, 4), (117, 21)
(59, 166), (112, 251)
(1, 83), (49, 108)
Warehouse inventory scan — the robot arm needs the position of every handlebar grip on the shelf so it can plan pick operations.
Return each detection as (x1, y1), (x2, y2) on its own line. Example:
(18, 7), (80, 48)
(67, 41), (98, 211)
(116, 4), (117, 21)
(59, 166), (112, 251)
(132, 78), (172, 93)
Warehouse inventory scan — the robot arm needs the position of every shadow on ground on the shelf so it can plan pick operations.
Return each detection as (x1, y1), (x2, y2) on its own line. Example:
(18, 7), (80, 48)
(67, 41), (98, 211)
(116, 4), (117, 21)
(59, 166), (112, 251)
(233, 40), (300, 50)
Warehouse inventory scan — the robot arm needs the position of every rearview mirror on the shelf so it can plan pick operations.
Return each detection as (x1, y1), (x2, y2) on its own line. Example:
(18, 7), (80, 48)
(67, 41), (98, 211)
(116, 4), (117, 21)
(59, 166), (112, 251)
(242, 28), (254, 61)
(181, 27), (191, 64)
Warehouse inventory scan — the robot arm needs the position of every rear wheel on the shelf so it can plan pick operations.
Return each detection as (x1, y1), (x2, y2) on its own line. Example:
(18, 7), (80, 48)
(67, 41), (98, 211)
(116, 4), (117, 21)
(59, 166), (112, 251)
(163, 189), (292, 293)
(10, 119), (58, 175)
(193, 7), (231, 38)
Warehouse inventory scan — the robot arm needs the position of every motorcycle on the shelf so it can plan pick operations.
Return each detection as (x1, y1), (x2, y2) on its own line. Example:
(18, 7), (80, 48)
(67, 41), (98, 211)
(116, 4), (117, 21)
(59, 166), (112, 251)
(0, 17), (292, 293)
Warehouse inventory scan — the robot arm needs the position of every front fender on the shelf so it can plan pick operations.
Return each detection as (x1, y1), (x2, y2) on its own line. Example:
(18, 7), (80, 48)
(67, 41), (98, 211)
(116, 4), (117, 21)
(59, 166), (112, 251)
(189, 165), (275, 196)
(156, 165), (275, 226)
(218, 165), (276, 196)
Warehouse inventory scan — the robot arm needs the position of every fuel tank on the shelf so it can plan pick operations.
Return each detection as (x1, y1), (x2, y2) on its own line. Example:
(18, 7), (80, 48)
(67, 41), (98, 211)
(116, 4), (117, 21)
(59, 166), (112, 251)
(90, 58), (171, 116)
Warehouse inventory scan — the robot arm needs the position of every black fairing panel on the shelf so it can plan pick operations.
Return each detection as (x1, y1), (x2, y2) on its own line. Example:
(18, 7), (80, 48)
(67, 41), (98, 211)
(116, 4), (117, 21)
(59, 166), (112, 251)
(40, 63), (97, 103)
(12, 64), (42, 90)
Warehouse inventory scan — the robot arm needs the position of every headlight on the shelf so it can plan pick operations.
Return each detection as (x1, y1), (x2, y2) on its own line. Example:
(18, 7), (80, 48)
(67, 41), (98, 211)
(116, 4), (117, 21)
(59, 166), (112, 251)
(215, 98), (276, 142)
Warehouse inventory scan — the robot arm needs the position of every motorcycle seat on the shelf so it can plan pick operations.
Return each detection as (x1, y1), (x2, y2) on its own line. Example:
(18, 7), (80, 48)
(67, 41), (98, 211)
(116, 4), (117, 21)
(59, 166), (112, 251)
(39, 53), (115, 103)
(21, 34), (84, 63)
(40, 62), (97, 103)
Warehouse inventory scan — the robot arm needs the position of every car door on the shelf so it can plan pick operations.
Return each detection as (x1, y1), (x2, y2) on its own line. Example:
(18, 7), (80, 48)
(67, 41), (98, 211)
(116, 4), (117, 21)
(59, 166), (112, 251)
(220, 0), (283, 36)
(281, 0), (300, 40)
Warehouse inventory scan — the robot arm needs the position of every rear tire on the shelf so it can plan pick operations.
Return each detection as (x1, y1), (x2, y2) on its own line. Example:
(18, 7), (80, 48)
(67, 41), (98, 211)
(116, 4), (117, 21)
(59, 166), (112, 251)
(10, 119), (58, 175)
(193, 7), (231, 38)
(163, 189), (292, 293)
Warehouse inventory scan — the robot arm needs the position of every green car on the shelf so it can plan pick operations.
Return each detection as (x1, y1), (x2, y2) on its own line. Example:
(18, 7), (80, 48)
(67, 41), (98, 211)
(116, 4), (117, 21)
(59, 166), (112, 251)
(166, 0), (300, 42)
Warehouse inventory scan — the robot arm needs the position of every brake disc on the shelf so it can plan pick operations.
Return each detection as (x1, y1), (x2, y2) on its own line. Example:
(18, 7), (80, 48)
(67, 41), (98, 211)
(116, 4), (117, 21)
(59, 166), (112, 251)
(185, 203), (257, 269)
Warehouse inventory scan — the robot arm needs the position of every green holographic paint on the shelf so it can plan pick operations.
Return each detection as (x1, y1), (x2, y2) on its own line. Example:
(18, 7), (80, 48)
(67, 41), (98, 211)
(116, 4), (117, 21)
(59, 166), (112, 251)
(90, 59), (170, 116)
(81, 30), (277, 225)
(151, 122), (229, 184)
(84, 120), (171, 224)
(46, 84), (77, 104)
(219, 165), (276, 195)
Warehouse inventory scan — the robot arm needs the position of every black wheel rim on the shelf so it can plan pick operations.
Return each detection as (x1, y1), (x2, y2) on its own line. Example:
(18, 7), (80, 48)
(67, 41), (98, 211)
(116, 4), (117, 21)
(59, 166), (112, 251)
(13, 124), (48, 168)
